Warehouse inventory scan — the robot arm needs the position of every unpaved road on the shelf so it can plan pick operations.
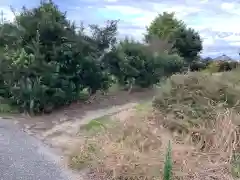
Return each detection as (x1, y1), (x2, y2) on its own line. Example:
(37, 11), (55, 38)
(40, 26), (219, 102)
(0, 118), (78, 180)
(0, 89), (156, 180)
(0, 103), (141, 180)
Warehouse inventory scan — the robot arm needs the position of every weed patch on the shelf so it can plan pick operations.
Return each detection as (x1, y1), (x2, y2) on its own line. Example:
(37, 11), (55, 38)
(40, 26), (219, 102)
(232, 152), (240, 178)
(79, 116), (113, 134)
(68, 71), (240, 180)
(0, 98), (17, 114)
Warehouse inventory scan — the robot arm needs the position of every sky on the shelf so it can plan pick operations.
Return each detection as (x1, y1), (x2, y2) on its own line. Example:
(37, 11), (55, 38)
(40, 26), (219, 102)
(1, 0), (240, 58)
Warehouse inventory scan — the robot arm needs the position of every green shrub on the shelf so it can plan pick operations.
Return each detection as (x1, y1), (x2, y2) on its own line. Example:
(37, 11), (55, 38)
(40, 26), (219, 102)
(203, 62), (220, 73)
(190, 60), (209, 71)
(0, 1), (115, 113)
(153, 72), (240, 123)
(156, 53), (184, 76)
(232, 152), (240, 178)
(0, 1), (190, 114)
(201, 61), (239, 73)
(163, 141), (172, 180)
(218, 61), (238, 71)
(104, 39), (184, 89)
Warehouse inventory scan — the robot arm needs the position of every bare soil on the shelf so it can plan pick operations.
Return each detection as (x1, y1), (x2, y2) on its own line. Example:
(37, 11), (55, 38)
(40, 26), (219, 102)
(2, 89), (155, 154)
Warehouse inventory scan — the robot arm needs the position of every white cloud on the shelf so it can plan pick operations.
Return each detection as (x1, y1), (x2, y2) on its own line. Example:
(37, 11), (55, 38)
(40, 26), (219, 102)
(104, 3), (203, 30)
(199, 0), (209, 4)
(221, 2), (235, 10)
(104, 0), (118, 2)
(126, 13), (156, 28)
(203, 37), (215, 46)
(221, 35), (240, 42)
(3, 0), (240, 58)
(0, 6), (14, 22)
(156, 5), (202, 19)
(104, 5), (149, 16)
(229, 42), (240, 46)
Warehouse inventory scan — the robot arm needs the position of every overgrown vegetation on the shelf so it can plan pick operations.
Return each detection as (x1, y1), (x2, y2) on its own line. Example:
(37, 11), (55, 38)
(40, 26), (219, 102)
(191, 58), (239, 73)
(0, 1), (203, 114)
(69, 71), (240, 180)
(1, 1), (240, 179)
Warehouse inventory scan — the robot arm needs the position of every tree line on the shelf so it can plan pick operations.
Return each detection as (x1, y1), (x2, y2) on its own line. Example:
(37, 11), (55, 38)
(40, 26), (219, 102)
(0, 1), (203, 114)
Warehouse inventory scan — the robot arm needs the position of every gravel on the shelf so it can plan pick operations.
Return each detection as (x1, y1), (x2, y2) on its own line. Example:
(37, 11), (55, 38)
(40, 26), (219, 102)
(0, 118), (77, 180)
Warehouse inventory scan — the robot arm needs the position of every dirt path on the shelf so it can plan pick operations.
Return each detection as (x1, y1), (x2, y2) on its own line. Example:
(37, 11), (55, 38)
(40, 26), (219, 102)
(14, 89), (154, 130)
(2, 89), (155, 155)
(38, 102), (139, 155)
(0, 90), (155, 179)
(0, 89), (156, 180)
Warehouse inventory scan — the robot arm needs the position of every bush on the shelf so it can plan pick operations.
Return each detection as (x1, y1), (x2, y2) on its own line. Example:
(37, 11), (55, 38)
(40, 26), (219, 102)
(203, 61), (239, 73)
(0, 2), (191, 114)
(218, 61), (238, 71)
(190, 60), (209, 71)
(0, 2), (114, 113)
(69, 71), (240, 180)
(153, 71), (240, 122)
(103, 39), (184, 88)
(203, 62), (220, 73)
(156, 53), (184, 76)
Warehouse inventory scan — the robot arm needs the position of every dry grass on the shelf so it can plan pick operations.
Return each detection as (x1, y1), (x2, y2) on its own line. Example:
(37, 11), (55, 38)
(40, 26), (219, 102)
(68, 71), (240, 180)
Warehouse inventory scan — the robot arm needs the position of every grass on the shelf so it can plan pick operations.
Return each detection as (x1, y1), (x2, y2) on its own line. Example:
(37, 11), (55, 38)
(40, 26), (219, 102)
(163, 141), (172, 180)
(68, 70), (240, 180)
(0, 103), (14, 113)
(79, 116), (113, 133)
(0, 97), (18, 115)
(135, 101), (152, 112)
(69, 116), (114, 170)
(78, 88), (91, 101)
(232, 152), (240, 178)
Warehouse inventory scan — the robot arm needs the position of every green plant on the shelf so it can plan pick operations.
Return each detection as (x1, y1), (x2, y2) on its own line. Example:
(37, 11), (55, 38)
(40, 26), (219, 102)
(0, 2), (204, 115)
(163, 141), (172, 180)
(232, 152), (240, 178)
(203, 62), (220, 73)
(145, 12), (202, 65)
(0, 1), (117, 114)
(80, 116), (112, 133)
(103, 39), (184, 89)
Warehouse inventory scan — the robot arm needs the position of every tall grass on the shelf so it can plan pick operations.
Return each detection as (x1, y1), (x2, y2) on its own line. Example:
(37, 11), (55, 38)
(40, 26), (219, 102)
(68, 71), (240, 180)
(163, 141), (172, 180)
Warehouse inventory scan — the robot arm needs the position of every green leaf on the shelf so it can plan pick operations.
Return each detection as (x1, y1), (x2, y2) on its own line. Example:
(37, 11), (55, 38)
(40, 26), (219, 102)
(163, 140), (172, 180)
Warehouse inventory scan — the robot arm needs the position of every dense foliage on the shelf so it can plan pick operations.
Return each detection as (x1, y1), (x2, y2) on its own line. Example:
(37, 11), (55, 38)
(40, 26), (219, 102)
(103, 38), (184, 88)
(189, 58), (239, 73)
(0, 1), (201, 114)
(145, 12), (203, 67)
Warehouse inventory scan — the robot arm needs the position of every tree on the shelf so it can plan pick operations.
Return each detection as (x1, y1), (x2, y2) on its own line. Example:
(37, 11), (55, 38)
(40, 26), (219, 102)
(0, 1), (118, 113)
(145, 12), (203, 67)
(173, 27), (203, 64)
(145, 12), (185, 43)
(103, 38), (184, 89)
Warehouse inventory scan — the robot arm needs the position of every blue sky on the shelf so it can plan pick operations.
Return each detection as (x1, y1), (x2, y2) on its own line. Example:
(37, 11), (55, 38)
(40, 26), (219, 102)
(1, 0), (240, 58)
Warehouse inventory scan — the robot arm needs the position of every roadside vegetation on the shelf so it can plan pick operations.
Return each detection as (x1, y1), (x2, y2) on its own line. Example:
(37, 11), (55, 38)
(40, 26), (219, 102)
(0, 1), (238, 115)
(69, 71), (240, 180)
(0, 1), (202, 114)
(1, 1), (240, 180)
